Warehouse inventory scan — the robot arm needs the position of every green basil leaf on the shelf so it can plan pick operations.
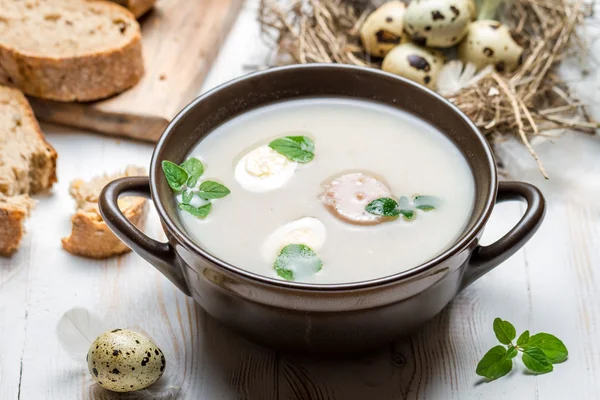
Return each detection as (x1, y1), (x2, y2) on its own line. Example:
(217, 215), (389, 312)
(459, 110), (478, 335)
(416, 205), (436, 211)
(365, 198), (400, 217)
(274, 244), (323, 281)
(162, 160), (188, 191)
(181, 190), (194, 204)
(414, 195), (441, 208)
(493, 318), (517, 345)
(399, 209), (415, 220)
(197, 181), (231, 200)
(268, 136), (315, 163)
(476, 346), (513, 380)
(506, 346), (518, 359)
(527, 333), (568, 363)
(398, 196), (411, 209)
(180, 158), (204, 187)
(522, 347), (553, 374)
(179, 203), (211, 218)
(275, 267), (294, 281)
(517, 330), (530, 347)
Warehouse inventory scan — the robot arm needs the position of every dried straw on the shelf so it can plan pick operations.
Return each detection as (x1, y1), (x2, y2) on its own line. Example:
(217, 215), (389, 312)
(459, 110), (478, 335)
(258, 0), (600, 178)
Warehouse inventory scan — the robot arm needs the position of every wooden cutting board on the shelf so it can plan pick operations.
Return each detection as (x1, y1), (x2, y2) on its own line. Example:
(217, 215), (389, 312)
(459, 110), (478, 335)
(29, 0), (244, 142)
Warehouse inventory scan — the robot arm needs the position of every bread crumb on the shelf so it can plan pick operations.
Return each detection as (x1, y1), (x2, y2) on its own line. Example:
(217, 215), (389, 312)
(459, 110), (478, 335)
(62, 166), (147, 259)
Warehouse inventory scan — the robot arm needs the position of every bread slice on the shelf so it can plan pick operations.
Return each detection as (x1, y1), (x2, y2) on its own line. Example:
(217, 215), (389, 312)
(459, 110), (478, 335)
(62, 166), (148, 259)
(0, 193), (35, 256)
(0, 86), (57, 196)
(110, 0), (155, 18)
(0, 65), (10, 86)
(0, 85), (56, 256)
(0, 0), (144, 102)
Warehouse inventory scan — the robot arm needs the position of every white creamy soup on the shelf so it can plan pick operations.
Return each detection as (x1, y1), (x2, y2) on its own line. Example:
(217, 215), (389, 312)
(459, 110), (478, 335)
(172, 98), (475, 284)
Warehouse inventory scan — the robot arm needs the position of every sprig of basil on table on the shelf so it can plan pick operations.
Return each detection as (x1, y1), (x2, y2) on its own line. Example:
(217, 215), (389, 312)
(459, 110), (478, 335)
(268, 136), (315, 163)
(476, 318), (568, 381)
(162, 158), (230, 219)
(365, 195), (438, 221)
(273, 244), (323, 281)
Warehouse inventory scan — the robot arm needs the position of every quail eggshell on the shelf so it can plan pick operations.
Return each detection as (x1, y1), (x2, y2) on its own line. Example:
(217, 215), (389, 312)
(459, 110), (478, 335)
(457, 20), (524, 72)
(87, 329), (166, 393)
(404, 0), (473, 48)
(360, 1), (409, 57)
(382, 43), (444, 88)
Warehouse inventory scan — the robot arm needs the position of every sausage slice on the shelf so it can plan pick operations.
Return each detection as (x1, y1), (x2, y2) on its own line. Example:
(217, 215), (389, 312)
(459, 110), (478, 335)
(321, 172), (392, 225)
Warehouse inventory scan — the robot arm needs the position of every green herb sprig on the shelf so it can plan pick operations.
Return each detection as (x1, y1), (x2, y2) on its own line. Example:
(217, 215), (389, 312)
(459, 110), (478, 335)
(274, 244), (323, 281)
(268, 136), (315, 163)
(365, 195), (439, 221)
(476, 318), (568, 380)
(162, 158), (230, 219)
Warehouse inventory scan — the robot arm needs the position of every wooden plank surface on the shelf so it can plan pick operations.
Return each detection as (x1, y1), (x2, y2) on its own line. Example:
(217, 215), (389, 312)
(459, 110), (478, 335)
(1, 1), (599, 399)
(0, 236), (31, 400)
(28, 0), (244, 142)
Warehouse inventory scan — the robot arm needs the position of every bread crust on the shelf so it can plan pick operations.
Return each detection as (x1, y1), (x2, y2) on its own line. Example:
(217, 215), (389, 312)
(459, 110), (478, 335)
(0, 1), (144, 102)
(0, 86), (56, 257)
(0, 195), (34, 257)
(0, 65), (10, 86)
(62, 198), (147, 259)
(0, 86), (58, 195)
(111, 0), (155, 18)
(62, 166), (148, 259)
(0, 204), (29, 256)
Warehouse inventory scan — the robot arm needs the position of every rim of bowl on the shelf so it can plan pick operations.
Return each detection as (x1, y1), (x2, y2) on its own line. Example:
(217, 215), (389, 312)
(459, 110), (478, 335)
(150, 64), (498, 292)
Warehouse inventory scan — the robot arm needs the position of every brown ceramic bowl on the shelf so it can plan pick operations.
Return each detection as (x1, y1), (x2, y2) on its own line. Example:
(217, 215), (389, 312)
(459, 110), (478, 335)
(99, 64), (545, 353)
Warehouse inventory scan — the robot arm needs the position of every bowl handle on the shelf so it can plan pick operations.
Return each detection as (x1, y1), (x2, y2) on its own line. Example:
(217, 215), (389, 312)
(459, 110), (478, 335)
(99, 176), (191, 296)
(461, 181), (546, 290)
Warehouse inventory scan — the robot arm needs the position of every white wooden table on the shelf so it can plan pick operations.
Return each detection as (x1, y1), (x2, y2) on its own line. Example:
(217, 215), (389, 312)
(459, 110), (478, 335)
(1, 2), (599, 399)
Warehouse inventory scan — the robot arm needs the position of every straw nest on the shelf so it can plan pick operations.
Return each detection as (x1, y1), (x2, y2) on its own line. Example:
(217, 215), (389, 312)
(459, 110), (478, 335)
(258, 0), (599, 178)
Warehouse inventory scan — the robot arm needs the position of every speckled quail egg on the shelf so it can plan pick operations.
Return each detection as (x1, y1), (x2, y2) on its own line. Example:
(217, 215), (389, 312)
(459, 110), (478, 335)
(404, 0), (473, 48)
(458, 20), (524, 72)
(360, 1), (409, 57)
(467, 0), (478, 20)
(382, 43), (444, 88)
(87, 329), (166, 393)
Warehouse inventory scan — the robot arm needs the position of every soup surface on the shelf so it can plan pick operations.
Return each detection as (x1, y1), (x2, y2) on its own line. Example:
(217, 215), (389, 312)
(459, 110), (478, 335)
(177, 98), (475, 284)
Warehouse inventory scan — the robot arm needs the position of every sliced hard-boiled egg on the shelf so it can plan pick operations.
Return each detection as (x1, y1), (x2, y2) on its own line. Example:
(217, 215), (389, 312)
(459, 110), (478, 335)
(262, 217), (327, 262)
(235, 145), (298, 192)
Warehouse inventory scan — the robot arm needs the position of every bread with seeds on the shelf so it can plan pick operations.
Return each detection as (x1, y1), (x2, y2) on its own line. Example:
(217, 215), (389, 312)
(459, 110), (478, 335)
(110, 0), (155, 18)
(0, 0), (143, 102)
(0, 85), (57, 256)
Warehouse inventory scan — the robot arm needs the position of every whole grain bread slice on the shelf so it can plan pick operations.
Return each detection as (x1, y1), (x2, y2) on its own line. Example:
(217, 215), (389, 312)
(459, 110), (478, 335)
(0, 86), (57, 196)
(110, 0), (155, 18)
(0, 0), (144, 102)
(62, 166), (148, 259)
(0, 65), (9, 86)
(0, 85), (57, 256)
(0, 193), (35, 256)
